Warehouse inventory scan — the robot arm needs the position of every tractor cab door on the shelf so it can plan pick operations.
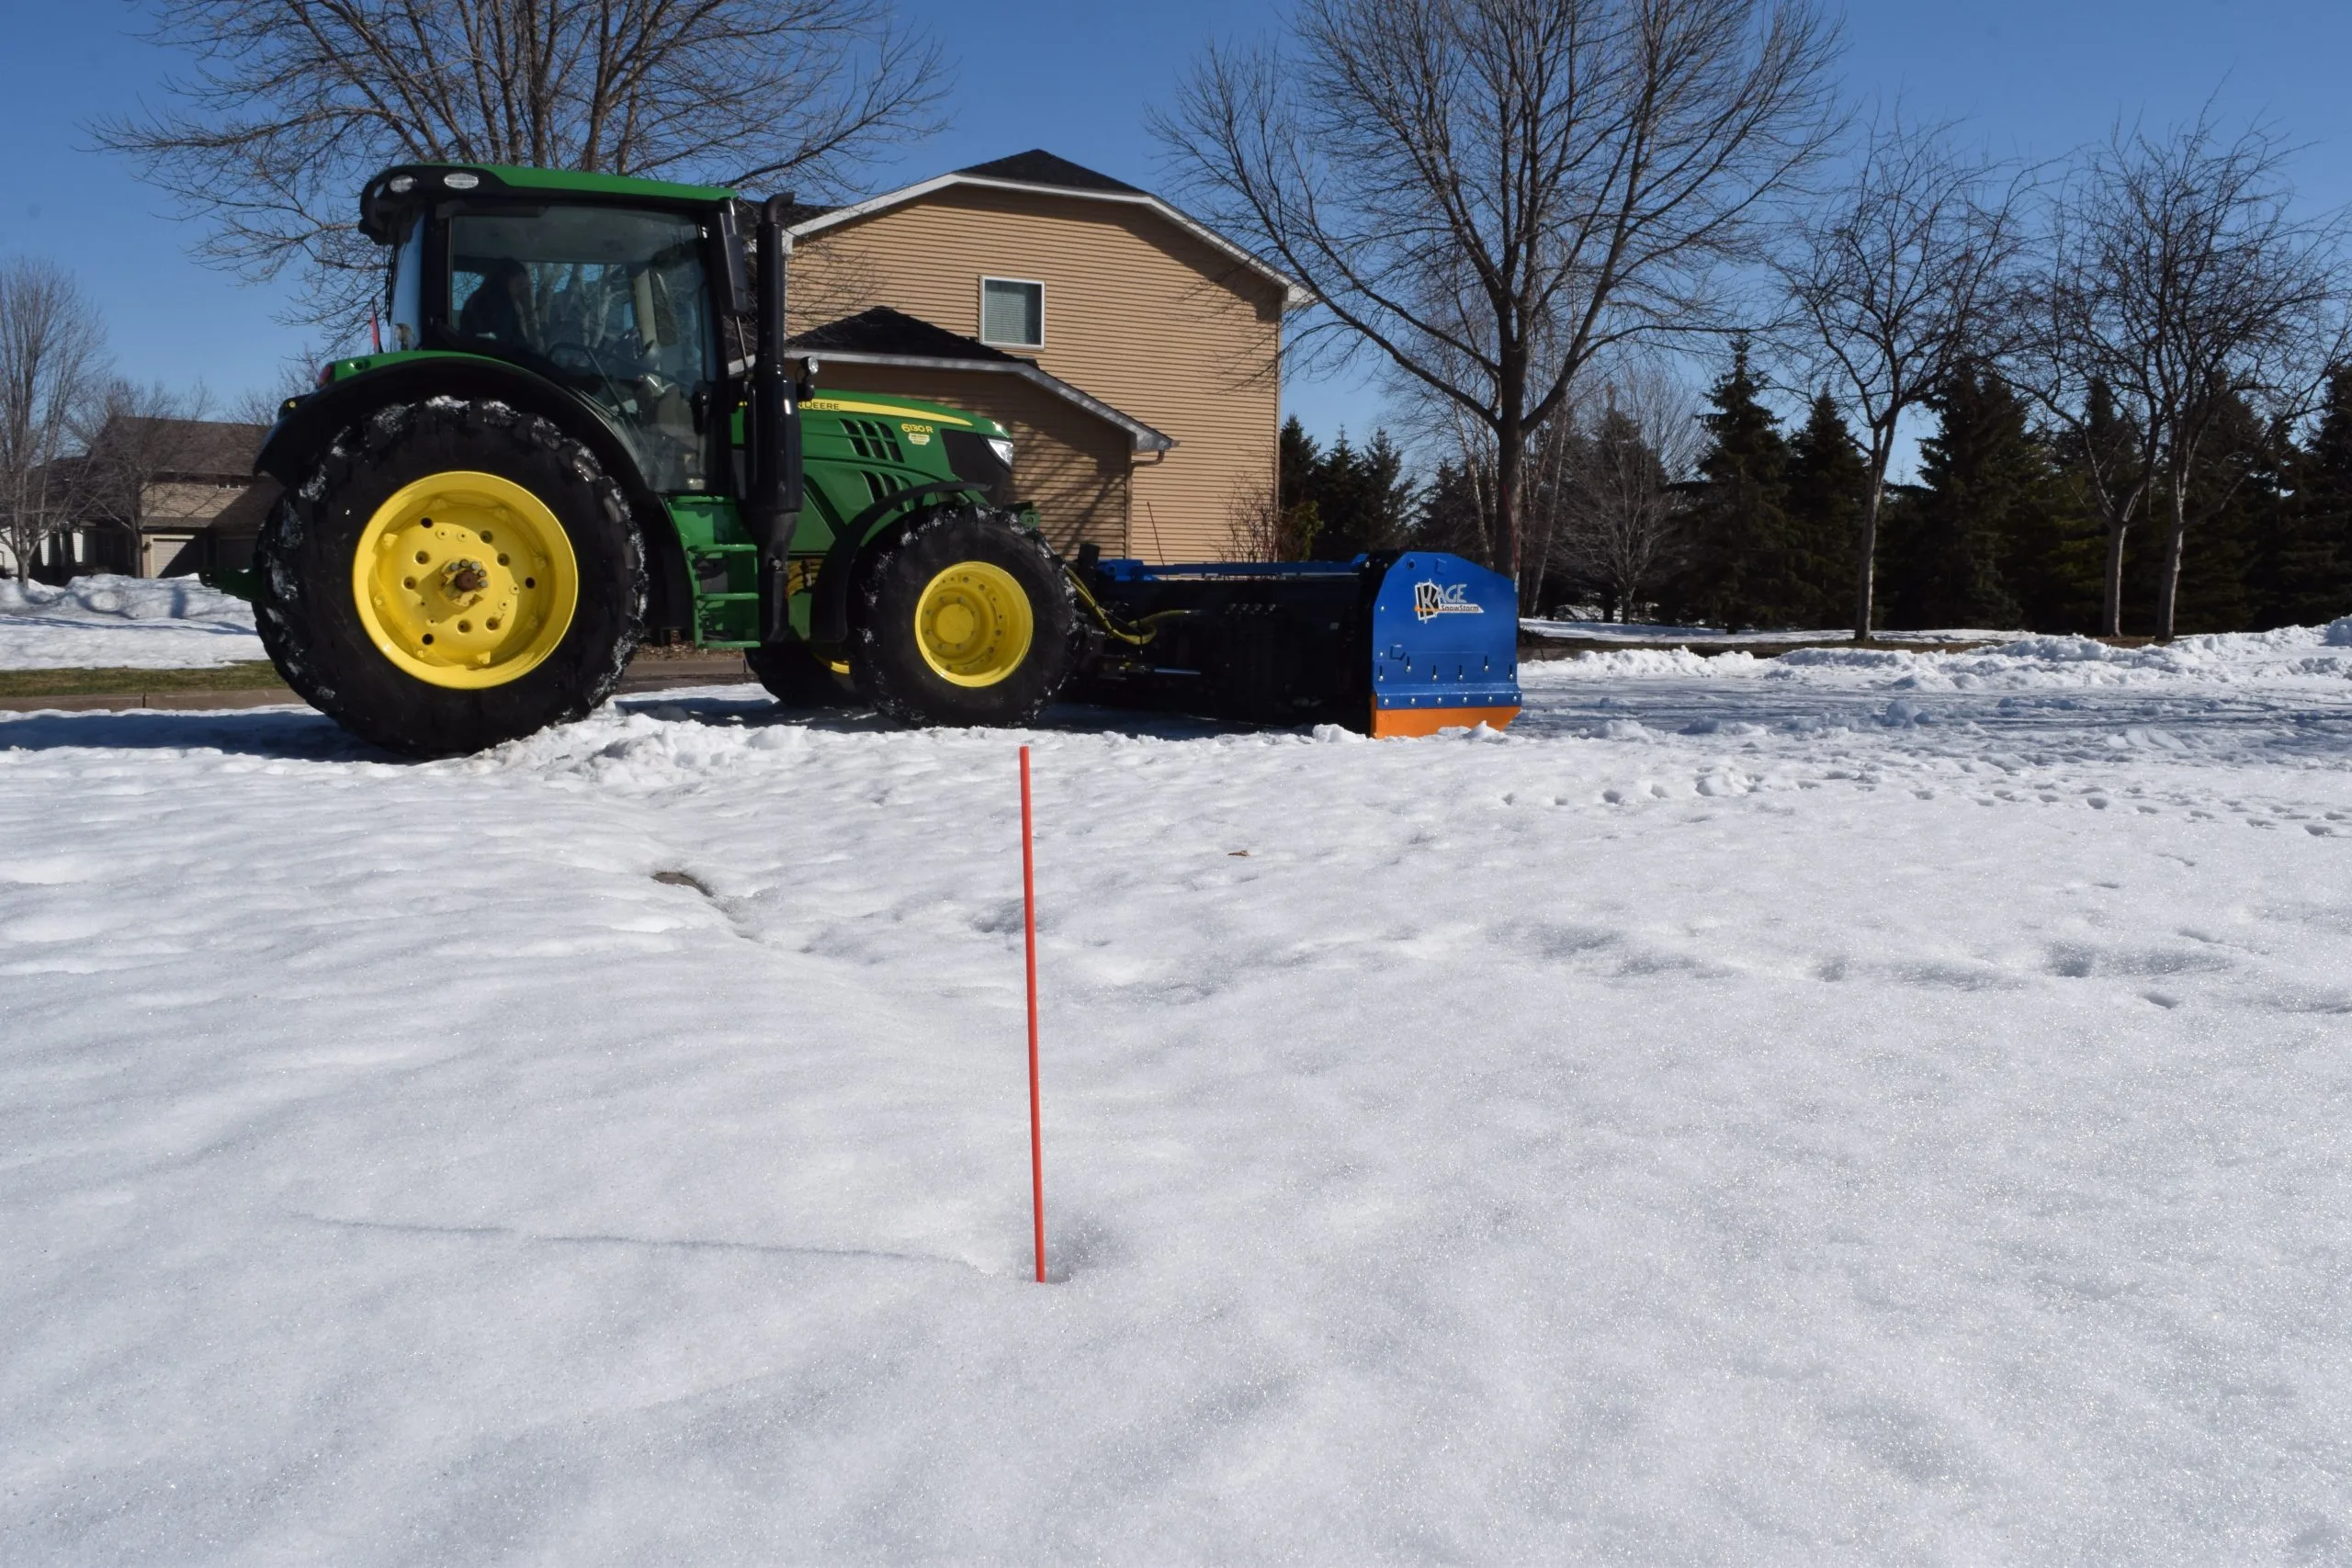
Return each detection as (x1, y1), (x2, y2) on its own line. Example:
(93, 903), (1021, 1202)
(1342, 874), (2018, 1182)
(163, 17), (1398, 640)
(438, 204), (718, 495)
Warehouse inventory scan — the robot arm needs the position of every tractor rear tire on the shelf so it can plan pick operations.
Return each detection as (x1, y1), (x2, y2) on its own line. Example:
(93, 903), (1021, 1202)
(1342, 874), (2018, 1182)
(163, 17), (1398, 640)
(254, 399), (645, 757)
(746, 641), (854, 708)
(849, 504), (1079, 727)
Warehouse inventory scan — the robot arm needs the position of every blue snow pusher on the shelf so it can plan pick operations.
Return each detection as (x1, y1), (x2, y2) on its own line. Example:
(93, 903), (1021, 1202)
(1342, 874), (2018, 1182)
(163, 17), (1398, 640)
(1069, 549), (1522, 736)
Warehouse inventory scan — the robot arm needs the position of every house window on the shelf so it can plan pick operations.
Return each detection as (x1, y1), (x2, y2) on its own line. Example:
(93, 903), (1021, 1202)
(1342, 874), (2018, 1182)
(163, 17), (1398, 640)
(980, 277), (1044, 348)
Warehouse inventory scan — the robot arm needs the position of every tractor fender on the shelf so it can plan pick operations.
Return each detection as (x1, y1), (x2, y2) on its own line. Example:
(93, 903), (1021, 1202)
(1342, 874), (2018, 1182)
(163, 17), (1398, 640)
(806, 480), (1001, 646)
(254, 357), (695, 637)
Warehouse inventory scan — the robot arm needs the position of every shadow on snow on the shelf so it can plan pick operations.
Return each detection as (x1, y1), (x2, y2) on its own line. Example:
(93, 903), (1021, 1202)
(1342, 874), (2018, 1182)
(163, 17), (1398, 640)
(0, 690), (1258, 761)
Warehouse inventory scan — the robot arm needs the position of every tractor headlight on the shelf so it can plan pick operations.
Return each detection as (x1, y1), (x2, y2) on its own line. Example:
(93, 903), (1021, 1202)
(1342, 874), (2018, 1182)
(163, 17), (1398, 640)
(387, 175), (415, 194)
(443, 171), (480, 190)
(988, 437), (1014, 468)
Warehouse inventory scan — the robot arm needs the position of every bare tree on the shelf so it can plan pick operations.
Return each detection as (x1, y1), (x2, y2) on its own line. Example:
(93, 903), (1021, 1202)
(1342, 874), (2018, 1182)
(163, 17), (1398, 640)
(0, 260), (108, 582)
(1777, 114), (2027, 640)
(1157, 0), (1840, 594)
(2018, 110), (2349, 637)
(2015, 356), (2148, 637)
(1225, 484), (1322, 560)
(96, 0), (951, 332)
(1560, 366), (1702, 617)
(1516, 408), (1581, 607)
(1400, 370), (1504, 564)
(228, 346), (335, 426)
(74, 381), (227, 574)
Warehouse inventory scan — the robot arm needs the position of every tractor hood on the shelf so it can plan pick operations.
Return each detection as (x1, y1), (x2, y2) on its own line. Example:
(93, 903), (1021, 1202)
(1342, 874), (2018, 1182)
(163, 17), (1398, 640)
(800, 392), (1009, 444)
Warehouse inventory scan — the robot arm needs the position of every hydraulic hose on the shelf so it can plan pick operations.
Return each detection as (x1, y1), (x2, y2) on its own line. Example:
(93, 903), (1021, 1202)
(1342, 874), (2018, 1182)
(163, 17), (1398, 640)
(1063, 564), (1189, 647)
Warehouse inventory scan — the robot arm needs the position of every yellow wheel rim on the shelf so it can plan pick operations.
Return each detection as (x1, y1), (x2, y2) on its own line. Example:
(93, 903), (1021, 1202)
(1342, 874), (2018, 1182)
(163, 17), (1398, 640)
(913, 561), (1034, 687)
(351, 470), (579, 690)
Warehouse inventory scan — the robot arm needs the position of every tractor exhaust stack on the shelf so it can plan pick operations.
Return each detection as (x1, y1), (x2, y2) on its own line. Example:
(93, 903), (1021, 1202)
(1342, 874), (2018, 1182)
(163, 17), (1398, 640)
(747, 194), (802, 643)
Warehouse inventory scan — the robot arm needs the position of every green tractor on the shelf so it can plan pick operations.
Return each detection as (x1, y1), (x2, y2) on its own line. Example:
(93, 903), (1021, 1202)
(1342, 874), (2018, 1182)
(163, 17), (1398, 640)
(215, 162), (1522, 755)
(221, 164), (1076, 756)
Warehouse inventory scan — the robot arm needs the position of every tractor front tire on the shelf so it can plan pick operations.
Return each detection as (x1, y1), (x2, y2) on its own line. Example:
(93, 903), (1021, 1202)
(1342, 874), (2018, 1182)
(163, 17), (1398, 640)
(849, 505), (1079, 727)
(254, 399), (645, 757)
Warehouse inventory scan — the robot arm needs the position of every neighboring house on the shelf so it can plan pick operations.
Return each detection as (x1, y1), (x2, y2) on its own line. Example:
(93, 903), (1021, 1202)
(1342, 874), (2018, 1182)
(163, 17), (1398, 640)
(786, 151), (1305, 561)
(27, 417), (270, 583)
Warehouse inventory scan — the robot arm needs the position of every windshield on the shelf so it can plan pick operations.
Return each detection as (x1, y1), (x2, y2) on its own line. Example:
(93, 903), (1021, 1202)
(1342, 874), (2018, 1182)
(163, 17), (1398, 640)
(448, 205), (714, 492)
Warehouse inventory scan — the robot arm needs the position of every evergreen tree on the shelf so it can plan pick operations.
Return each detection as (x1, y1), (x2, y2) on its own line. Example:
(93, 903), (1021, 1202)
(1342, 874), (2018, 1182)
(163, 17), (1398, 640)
(2256, 367), (2352, 627)
(1268, 416), (1325, 559)
(1672, 341), (1789, 629)
(1413, 458), (1490, 559)
(1308, 429), (1417, 559)
(1883, 366), (2054, 629)
(1278, 416), (1319, 513)
(1272, 417), (1419, 562)
(1781, 393), (1868, 627)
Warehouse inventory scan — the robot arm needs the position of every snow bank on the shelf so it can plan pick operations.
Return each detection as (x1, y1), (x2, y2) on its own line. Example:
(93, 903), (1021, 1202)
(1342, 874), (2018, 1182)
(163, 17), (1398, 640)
(0, 572), (264, 669)
(0, 572), (253, 623)
(1778, 623), (2352, 692)
(1525, 646), (1762, 679)
(1525, 623), (2352, 697)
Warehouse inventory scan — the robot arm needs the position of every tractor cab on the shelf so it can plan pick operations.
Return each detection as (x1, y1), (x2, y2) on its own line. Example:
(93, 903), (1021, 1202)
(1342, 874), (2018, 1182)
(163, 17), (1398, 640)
(362, 165), (737, 497)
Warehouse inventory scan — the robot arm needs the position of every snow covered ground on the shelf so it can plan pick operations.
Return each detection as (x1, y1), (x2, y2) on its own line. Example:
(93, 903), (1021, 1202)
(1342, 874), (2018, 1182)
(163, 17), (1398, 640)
(6, 626), (2352, 1563)
(0, 574), (264, 669)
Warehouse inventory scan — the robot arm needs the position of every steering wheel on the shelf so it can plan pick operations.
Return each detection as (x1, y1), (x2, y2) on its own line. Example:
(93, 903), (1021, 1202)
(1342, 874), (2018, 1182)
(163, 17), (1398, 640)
(545, 339), (645, 415)
(547, 340), (605, 378)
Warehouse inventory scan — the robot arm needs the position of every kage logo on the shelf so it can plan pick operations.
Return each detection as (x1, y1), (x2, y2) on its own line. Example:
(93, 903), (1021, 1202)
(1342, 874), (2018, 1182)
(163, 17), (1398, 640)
(1412, 580), (1485, 622)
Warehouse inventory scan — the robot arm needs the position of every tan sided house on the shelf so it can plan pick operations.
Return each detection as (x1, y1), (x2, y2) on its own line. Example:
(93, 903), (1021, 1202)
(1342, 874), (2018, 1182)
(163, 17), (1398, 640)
(25, 417), (273, 584)
(785, 151), (1305, 562)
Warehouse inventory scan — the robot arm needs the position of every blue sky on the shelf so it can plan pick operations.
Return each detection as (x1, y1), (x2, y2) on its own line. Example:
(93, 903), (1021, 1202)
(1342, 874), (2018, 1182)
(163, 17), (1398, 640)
(3, 0), (2349, 445)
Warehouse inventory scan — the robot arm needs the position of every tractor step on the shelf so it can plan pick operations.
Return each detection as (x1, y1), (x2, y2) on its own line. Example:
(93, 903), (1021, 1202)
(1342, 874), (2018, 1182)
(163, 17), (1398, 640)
(1071, 551), (1521, 735)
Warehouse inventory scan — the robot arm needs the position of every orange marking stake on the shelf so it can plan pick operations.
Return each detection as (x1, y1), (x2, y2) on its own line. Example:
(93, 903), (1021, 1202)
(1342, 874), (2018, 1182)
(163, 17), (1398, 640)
(1020, 745), (1046, 1284)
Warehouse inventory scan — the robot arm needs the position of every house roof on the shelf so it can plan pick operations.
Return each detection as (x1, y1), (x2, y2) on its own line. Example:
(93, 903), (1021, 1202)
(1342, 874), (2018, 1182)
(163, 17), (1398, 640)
(88, 417), (266, 479)
(788, 150), (1309, 310)
(953, 151), (1146, 196)
(790, 307), (1174, 455)
(758, 197), (842, 228)
(792, 306), (1028, 365)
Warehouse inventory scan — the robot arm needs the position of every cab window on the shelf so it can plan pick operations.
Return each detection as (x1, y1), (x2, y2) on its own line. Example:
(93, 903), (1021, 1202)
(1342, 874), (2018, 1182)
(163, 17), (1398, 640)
(447, 205), (715, 492)
(385, 215), (424, 351)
